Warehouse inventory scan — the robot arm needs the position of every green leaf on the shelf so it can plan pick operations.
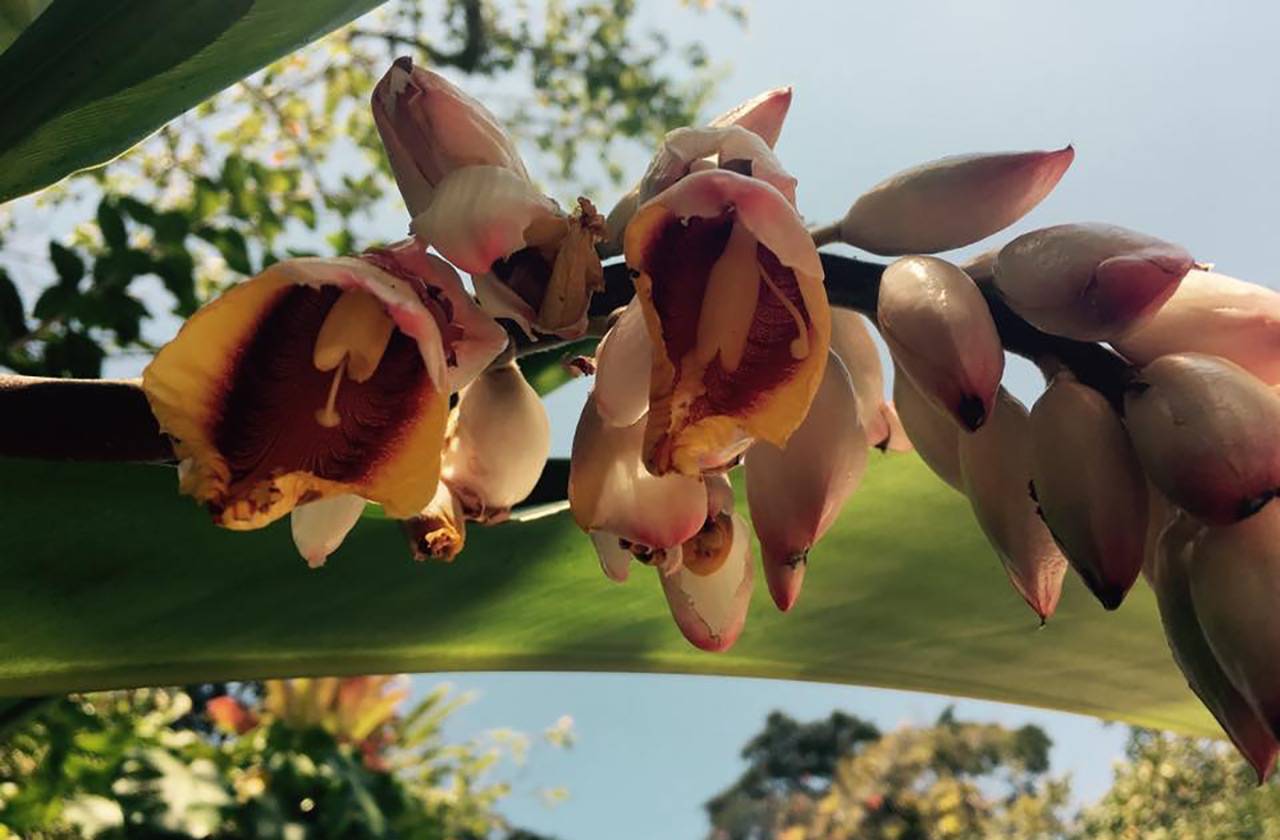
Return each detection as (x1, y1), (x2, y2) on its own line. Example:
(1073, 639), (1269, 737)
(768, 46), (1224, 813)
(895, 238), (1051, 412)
(95, 200), (127, 250)
(0, 454), (1216, 738)
(0, 0), (385, 204)
(48, 241), (83, 287)
(0, 267), (28, 341)
(519, 338), (599, 395)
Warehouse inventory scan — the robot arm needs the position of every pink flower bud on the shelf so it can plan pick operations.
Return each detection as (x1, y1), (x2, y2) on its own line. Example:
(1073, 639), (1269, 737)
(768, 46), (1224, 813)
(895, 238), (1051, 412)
(839, 147), (1074, 256)
(403, 481), (466, 563)
(1124, 353), (1280, 525)
(1113, 269), (1280, 385)
(660, 512), (755, 651)
(569, 396), (708, 550)
(830, 309), (889, 446)
(1150, 513), (1277, 783)
(878, 255), (1004, 431)
(371, 58), (529, 217)
(1029, 377), (1147, 609)
(707, 86), (793, 148)
(892, 365), (962, 491)
(290, 494), (366, 568)
(593, 299), (653, 427)
(441, 362), (550, 522)
(746, 352), (868, 611)
(958, 389), (1068, 621)
(1190, 503), (1280, 742)
(994, 223), (1193, 341)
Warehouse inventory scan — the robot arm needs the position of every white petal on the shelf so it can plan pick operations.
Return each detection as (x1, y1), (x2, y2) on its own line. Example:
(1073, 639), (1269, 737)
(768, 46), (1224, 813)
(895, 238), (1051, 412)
(705, 473), (735, 519)
(593, 299), (653, 427)
(993, 223), (1193, 341)
(638, 125), (797, 207)
(291, 494), (366, 568)
(1124, 352), (1280, 525)
(839, 147), (1074, 256)
(746, 352), (867, 611)
(1113, 269), (1280, 385)
(707, 86), (793, 148)
(472, 271), (538, 339)
(590, 531), (634, 583)
(442, 363), (550, 520)
(569, 397), (708, 549)
(660, 513), (755, 652)
(878, 255), (1004, 431)
(893, 365), (962, 490)
(830, 309), (888, 445)
(412, 165), (563, 275)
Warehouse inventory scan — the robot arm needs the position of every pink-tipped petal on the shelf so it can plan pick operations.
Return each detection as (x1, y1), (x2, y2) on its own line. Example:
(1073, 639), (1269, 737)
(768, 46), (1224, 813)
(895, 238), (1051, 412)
(994, 223), (1193, 340)
(878, 255), (1004, 431)
(1151, 513), (1278, 783)
(1191, 504), (1280, 742)
(830, 309), (889, 446)
(1113, 269), (1280, 385)
(660, 512), (755, 652)
(707, 86), (793, 148)
(638, 125), (798, 207)
(291, 493), (366, 568)
(371, 59), (529, 216)
(1124, 353), (1280, 526)
(879, 402), (913, 453)
(892, 365), (962, 490)
(839, 147), (1074, 256)
(746, 352), (867, 611)
(1030, 376), (1148, 609)
(958, 389), (1068, 621)
(593, 299), (653, 427)
(442, 362), (550, 522)
(569, 397), (708, 549)
(411, 165), (563, 275)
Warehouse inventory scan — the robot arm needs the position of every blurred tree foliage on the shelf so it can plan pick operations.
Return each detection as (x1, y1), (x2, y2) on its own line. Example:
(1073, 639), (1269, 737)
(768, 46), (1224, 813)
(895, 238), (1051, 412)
(0, 0), (741, 377)
(0, 678), (570, 838)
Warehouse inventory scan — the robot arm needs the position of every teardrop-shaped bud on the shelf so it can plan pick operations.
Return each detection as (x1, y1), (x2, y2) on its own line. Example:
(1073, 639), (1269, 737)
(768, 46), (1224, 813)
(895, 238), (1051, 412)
(441, 361), (550, 522)
(878, 255), (1004, 431)
(1113, 269), (1280, 385)
(1151, 512), (1278, 783)
(660, 511), (755, 652)
(1029, 376), (1148, 609)
(746, 352), (868, 611)
(879, 402), (913, 453)
(403, 481), (466, 562)
(1124, 353), (1280, 525)
(593, 299), (653, 427)
(590, 530), (635, 583)
(892, 365), (962, 490)
(1190, 503), (1280, 741)
(958, 389), (1068, 621)
(838, 147), (1074, 256)
(569, 396), (708, 550)
(291, 494), (367, 568)
(830, 309), (889, 446)
(371, 58), (530, 217)
(960, 248), (998, 284)
(993, 223), (1193, 341)
(707, 86), (793, 148)
(624, 169), (830, 475)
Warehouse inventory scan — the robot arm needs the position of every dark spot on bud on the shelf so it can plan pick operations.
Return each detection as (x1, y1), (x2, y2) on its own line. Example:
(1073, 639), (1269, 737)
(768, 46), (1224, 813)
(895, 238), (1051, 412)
(957, 394), (986, 431)
(1123, 379), (1151, 397)
(1027, 480), (1039, 503)
(627, 268), (640, 279)
(784, 552), (808, 569)
(1237, 490), (1277, 521)
(393, 56), (413, 73)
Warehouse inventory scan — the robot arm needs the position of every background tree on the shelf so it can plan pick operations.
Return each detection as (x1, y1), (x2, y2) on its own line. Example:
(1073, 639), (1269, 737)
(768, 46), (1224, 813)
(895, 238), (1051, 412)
(0, 678), (570, 838)
(0, 0), (742, 377)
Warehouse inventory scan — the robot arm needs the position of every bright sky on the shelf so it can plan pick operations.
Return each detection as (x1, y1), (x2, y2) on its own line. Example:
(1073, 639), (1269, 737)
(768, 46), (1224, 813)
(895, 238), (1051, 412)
(8, 1), (1277, 837)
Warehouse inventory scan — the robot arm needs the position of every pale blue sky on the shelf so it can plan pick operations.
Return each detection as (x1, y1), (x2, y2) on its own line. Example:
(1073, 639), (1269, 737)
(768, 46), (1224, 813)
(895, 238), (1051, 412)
(7, 1), (1278, 837)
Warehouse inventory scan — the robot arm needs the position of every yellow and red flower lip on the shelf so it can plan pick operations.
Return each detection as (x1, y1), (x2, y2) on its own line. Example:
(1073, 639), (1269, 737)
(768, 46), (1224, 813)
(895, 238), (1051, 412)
(142, 244), (506, 531)
(622, 168), (829, 477)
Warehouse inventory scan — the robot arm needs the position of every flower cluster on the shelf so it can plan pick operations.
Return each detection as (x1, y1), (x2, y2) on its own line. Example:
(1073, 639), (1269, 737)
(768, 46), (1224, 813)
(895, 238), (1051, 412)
(141, 58), (1280, 779)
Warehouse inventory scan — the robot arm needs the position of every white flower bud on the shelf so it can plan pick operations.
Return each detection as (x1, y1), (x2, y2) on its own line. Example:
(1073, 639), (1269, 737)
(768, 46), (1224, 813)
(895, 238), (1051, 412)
(442, 362), (550, 522)
(290, 494), (366, 568)
(660, 512), (755, 652)
(592, 299), (652, 428)
(993, 223), (1193, 340)
(707, 86), (793, 148)
(892, 365), (962, 491)
(1124, 353), (1280, 525)
(958, 389), (1068, 621)
(1113, 269), (1280, 385)
(746, 352), (868, 611)
(839, 147), (1074, 256)
(1029, 377), (1147, 609)
(830, 309), (889, 446)
(878, 255), (1004, 431)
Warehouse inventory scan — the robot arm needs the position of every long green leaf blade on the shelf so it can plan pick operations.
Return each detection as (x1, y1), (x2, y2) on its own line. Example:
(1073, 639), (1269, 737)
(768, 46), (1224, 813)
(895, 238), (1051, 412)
(0, 0), (383, 204)
(0, 454), (1213, 736)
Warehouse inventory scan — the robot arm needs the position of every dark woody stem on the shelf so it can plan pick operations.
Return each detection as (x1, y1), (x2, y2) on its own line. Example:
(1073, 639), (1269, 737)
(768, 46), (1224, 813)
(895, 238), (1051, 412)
(0, 252), (1134, 463)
